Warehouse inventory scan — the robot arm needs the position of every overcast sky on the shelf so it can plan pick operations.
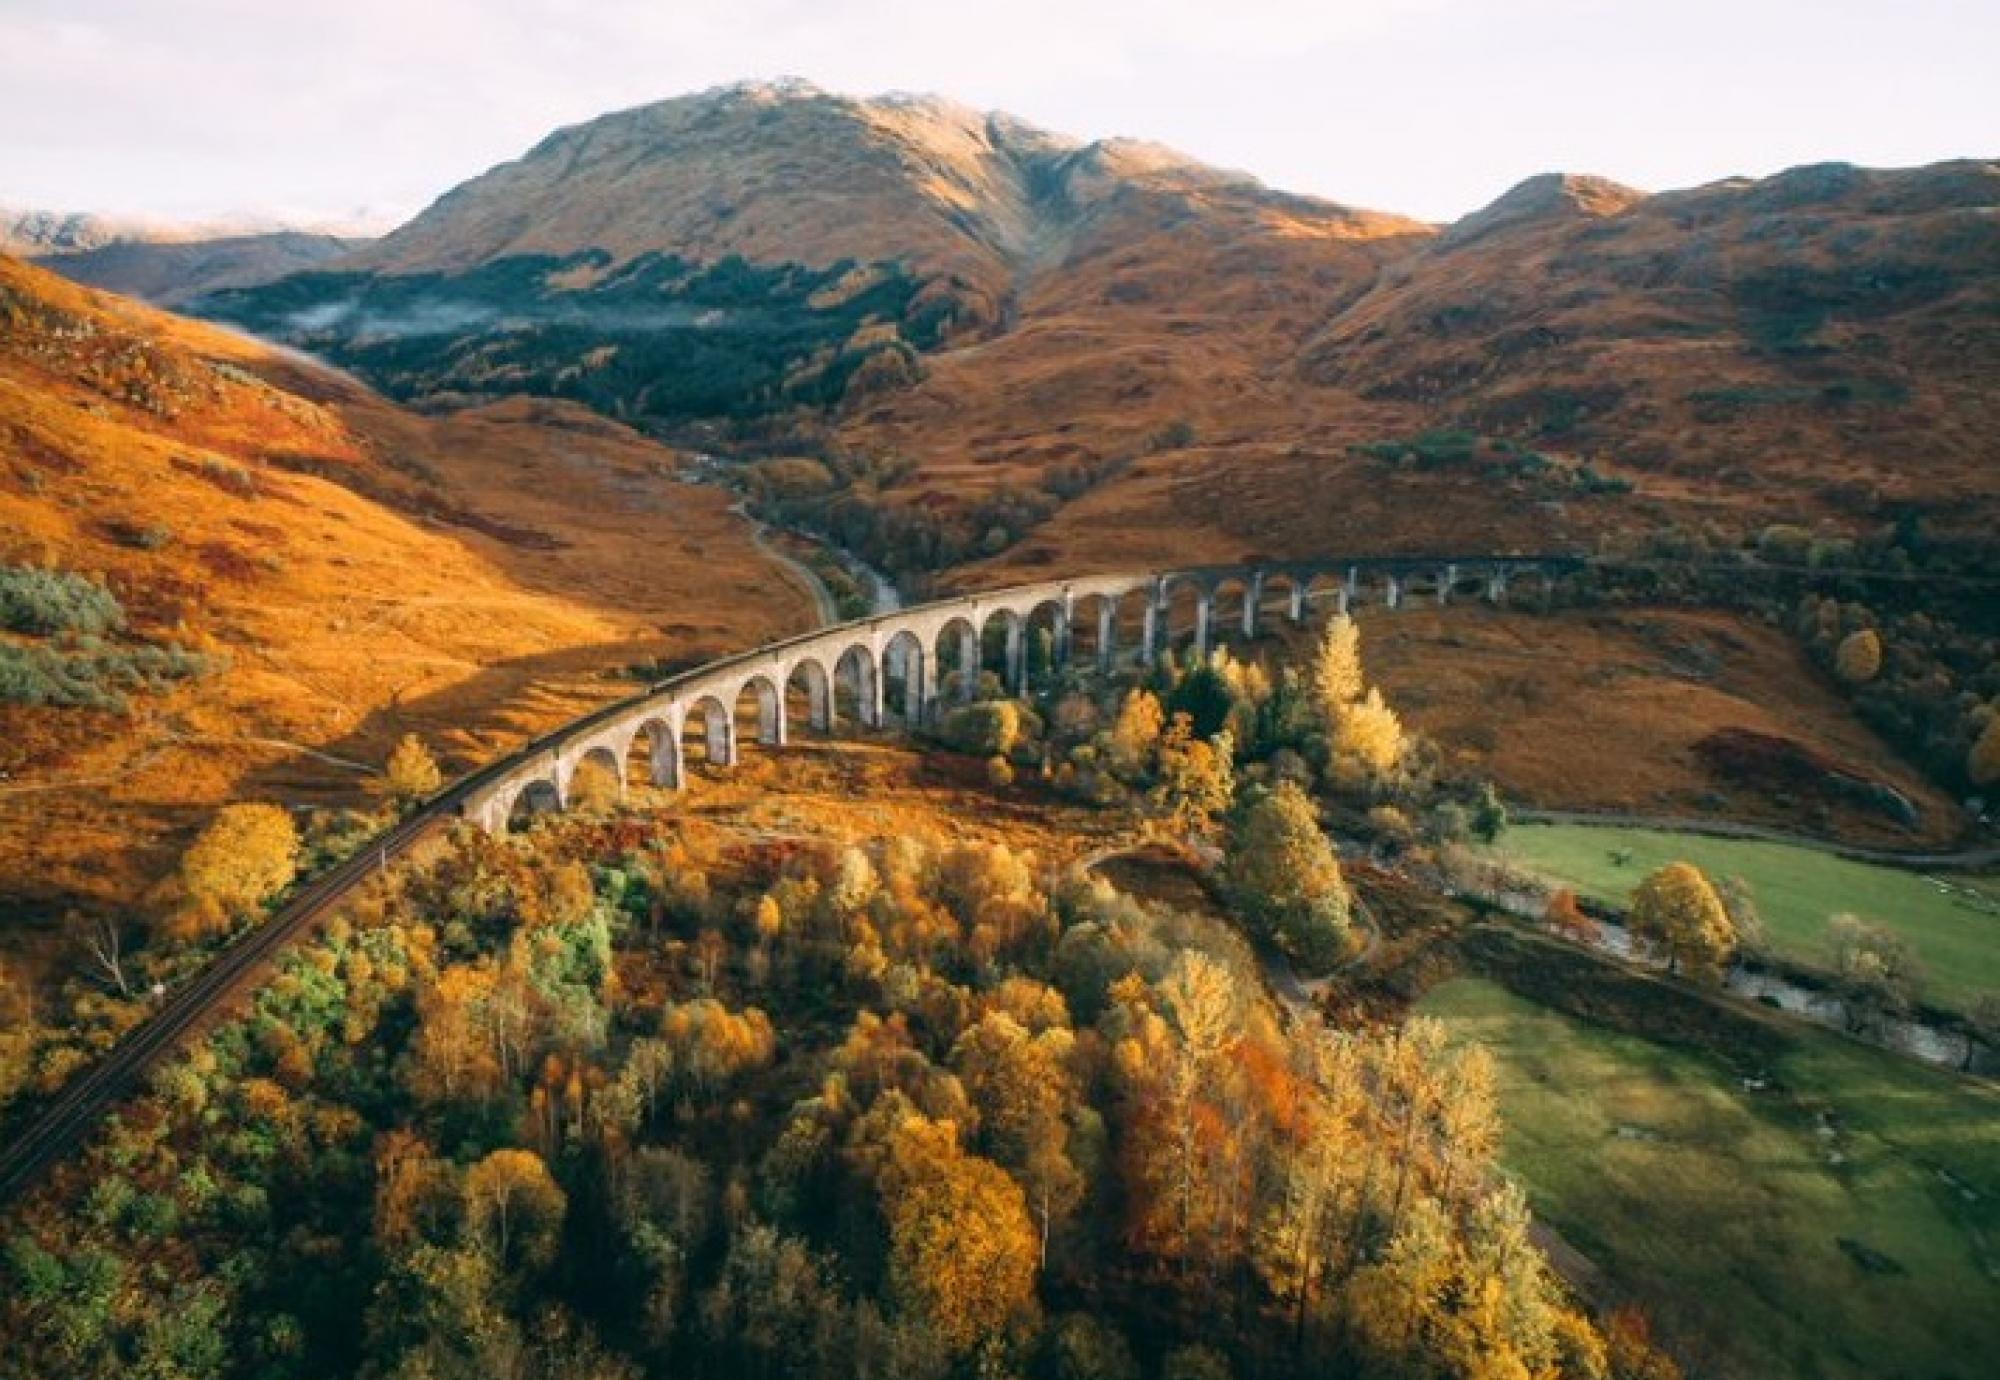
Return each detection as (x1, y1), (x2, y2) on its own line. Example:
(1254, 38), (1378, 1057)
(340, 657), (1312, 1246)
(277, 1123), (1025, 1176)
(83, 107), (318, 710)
(3, 0), (1993, 229)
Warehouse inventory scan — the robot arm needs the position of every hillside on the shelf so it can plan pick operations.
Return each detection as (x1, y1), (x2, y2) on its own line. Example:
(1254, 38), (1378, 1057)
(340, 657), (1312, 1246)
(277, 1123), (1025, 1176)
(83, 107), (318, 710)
(0, 253), (811, 925)
(194, 81), (1427, 448)
(4, 206), (371, 303)
(31, 231), (364, 305)
(193, 86), (1998, 584)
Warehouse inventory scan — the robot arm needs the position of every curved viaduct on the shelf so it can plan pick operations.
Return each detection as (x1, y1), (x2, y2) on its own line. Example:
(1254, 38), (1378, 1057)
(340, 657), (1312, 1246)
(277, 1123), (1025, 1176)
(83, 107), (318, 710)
(0, 552), (1572, 1204)
(464, 554), (1572, 833)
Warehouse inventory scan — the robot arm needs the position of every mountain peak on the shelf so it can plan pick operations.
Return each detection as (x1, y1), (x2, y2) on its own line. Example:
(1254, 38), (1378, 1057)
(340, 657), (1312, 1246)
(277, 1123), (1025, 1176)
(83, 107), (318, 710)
(1441, 171), (1644, 248)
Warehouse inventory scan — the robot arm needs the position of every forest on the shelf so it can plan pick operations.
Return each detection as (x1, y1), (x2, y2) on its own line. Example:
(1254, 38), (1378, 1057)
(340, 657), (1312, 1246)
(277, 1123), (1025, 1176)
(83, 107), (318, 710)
(0, 620), (1685, 1380)
(194, 251), (965, 424)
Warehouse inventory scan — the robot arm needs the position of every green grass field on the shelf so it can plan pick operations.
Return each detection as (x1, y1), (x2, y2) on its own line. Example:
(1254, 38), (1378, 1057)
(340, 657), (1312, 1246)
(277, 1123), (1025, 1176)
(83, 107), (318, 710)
(1419, 977), (2000, 1380)
(1489, 822), (2000, 1012)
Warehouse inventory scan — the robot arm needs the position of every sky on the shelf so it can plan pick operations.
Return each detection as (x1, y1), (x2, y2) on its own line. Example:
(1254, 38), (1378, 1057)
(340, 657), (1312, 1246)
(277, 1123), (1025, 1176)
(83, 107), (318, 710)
(2, 0), (1994, 229)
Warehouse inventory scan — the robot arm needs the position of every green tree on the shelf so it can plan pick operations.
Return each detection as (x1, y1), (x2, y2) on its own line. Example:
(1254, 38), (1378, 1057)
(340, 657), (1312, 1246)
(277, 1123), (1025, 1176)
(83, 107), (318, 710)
(1167, 663), (1235, 741)
(941, 700), (1021, 756)
(1226, 782), (1352, 971)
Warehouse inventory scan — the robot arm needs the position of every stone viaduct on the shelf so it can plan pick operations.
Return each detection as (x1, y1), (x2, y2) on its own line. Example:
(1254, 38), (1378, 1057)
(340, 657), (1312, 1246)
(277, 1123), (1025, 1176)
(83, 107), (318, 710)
(460, 556), (1574, 834)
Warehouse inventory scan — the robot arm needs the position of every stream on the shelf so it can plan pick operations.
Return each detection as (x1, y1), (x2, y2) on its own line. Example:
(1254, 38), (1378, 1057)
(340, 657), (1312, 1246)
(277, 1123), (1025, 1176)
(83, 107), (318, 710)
(1477, 884), (1970, 1068)
(686, 452), (901, 621)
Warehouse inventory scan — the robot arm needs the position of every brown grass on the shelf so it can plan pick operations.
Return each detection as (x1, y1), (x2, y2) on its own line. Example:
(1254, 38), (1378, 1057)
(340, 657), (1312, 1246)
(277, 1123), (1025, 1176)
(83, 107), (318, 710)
(1349, 605), (1962, 846)
(0, 255), (812, 946)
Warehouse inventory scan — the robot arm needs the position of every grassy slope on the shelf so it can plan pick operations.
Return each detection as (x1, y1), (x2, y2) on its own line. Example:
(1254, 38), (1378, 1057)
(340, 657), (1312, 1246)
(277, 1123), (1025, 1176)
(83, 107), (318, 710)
(1492, 822), (2000, 1011)
(1, 254), (811, 925)
(1419, 977), (2000, 1380)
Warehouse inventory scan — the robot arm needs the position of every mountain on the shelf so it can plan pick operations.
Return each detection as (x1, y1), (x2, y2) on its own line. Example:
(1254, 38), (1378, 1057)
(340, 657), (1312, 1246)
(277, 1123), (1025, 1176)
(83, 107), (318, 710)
(191, 85), (2000, 583)
(0, 253), (809, 915)
(2, 206), (374, 304)
(29, 230), (364, 306)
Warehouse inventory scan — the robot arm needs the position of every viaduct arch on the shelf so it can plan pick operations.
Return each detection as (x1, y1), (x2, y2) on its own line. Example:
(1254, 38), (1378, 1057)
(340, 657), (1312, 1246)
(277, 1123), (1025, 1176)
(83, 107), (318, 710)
(464, 555), (1572, 833)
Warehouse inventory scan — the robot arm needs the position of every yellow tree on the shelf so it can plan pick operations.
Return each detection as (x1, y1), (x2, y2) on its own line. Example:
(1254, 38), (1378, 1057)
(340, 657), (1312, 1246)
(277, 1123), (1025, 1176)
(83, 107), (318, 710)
(170, 802), (299, 939)
(1107, 689), (1166, 778)
(1332, 688), (1404, 779)
(1309, 615), (1364, 729)
(463, 1147), (567, 1272)
(1628, 862), (1736, 980)
(951, 1012), (1085, 1264)
(382, 733), (443, 807)
(880, 1114), (1040, 1356)
(1151, 716), (1235, 836)
(1834, 629), (1882, 684)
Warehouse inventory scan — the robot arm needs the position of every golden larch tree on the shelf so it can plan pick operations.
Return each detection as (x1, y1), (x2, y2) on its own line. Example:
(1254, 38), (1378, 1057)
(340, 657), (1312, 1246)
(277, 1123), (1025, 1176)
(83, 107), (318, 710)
(382, 733), (443, 806)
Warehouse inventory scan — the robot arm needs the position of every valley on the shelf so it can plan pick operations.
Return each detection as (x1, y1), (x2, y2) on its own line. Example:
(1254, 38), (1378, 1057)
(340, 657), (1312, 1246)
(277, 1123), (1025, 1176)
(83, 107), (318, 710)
(2, 69), (1995, 1380)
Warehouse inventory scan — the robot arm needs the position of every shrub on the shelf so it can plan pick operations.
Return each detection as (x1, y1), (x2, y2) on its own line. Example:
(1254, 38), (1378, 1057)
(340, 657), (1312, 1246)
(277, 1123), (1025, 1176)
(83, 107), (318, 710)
(940, 700), (1021, 757)
(0, 566), (125, 635)
(0, 638), (215, 710)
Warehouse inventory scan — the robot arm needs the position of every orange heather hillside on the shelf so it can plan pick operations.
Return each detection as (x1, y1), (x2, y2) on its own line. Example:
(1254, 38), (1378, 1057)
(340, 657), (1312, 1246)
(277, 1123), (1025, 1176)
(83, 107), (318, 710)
(0, 253), (812, 920)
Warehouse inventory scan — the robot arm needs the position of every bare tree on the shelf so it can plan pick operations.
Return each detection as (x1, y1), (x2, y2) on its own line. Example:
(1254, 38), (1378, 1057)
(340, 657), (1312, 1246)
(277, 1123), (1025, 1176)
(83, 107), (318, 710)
(79, 912), (132, 997)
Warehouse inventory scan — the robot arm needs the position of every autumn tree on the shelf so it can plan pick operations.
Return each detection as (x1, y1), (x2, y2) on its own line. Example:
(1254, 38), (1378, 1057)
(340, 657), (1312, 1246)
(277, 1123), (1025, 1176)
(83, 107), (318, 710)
(1627, 862), (1736, 980)
(1225, 782), (1352, 972)
(1308, 614), (1363, 728)
(1150, 716), (1235, 836)
(383, 733), (443, 807)
(1834, 629), (1882, 684)
(464, 1147), (567, 1273)
(877, 1113), (1040, 1356)
(167, 802), (299, 940)
(1106, 689), (1165, 778)
(951, 1011), (1086, 1264)
(1331, 687), (1405, 780)
(568, 756), (622, 815)
(1826, 914), (1924, 1035)
(659, 998), (777, 1098)
(1543, 888), (1598, 943)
